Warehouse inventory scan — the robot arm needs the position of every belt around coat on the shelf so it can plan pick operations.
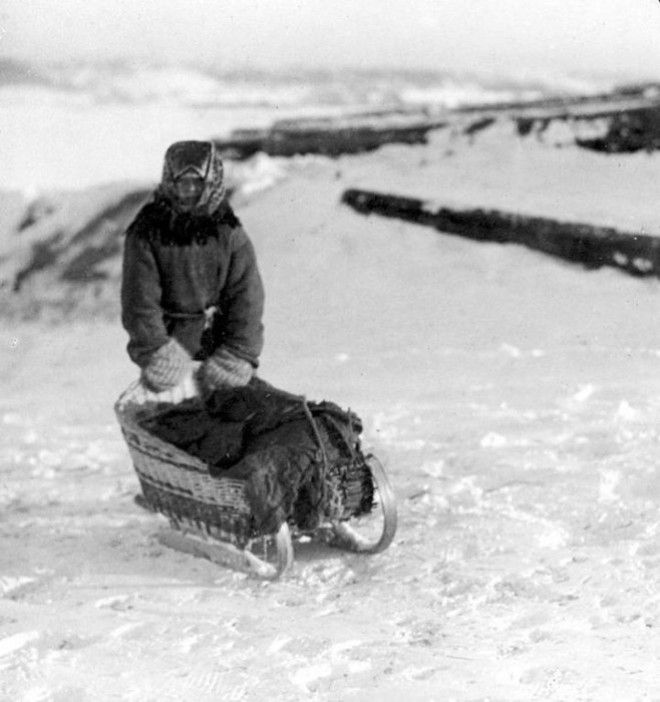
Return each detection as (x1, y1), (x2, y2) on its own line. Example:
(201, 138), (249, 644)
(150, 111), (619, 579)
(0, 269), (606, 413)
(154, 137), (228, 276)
(164, 305), (218, 329)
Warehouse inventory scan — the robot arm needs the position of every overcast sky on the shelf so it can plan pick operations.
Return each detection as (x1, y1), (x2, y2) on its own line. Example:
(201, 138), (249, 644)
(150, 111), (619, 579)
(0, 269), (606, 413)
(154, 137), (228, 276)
(2, 0), (660, 78)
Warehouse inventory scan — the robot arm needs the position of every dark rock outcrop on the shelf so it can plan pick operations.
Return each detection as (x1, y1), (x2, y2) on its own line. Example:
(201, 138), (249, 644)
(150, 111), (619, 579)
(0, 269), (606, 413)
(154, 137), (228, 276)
(213, 84), (660, 160)
(504, 89), (660, 154)
(575, 106), (660, 153)
(214, 112), (447, 159)
(11, 189), (151, 292)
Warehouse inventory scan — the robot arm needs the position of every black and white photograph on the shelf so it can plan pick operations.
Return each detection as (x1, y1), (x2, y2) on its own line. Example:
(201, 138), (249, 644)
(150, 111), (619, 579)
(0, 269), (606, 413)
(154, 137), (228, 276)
(1, 1), (660, 699)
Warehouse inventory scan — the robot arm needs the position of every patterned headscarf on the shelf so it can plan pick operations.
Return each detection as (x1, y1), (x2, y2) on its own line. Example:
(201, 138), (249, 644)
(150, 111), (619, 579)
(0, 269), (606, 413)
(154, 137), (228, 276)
(157, 140), (226, 216)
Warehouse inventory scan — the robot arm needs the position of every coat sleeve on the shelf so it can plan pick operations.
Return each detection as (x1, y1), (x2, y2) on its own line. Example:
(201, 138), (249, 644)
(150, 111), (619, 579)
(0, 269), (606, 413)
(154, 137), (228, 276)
(217, 227), (265, 366)
(121, 230), (170, 367)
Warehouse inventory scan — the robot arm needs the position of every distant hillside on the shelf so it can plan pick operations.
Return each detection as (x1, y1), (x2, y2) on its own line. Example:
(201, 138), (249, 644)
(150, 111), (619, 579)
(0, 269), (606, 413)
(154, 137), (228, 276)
(0, 183), (151, 320)
(0, 57), (49, 86)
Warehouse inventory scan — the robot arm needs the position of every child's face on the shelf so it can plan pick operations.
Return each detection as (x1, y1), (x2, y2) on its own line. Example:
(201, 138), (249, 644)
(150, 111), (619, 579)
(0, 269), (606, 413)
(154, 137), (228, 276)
(174, 174), (204, 210)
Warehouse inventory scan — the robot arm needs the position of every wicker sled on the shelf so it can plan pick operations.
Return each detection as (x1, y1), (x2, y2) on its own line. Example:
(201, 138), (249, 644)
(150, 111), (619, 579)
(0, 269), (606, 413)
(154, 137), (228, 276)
(115, 374), (397, 579)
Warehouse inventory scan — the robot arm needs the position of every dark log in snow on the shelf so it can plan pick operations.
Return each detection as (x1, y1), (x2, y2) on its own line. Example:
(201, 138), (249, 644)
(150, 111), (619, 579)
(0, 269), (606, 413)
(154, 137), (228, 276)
(341, 188), (660, 279)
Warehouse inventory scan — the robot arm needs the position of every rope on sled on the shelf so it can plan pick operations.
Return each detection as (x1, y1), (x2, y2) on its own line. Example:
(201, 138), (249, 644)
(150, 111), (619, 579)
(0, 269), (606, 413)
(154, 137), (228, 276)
(298, 397), (363, 519)
(300, 398), (330, 511)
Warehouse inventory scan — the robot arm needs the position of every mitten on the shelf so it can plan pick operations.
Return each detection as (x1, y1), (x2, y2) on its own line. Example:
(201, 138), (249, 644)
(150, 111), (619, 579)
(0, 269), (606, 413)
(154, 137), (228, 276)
(141, 338), (192, 392)
(200, 346), (254, 393)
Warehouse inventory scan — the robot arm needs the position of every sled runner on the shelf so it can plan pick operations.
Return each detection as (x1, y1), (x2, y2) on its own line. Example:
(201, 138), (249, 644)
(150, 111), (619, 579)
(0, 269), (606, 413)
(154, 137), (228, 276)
(115, 374), (397, 579)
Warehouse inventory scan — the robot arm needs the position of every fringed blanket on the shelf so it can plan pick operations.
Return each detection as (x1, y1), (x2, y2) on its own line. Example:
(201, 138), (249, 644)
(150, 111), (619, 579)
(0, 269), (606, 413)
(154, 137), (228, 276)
(139, 378), (373, 534)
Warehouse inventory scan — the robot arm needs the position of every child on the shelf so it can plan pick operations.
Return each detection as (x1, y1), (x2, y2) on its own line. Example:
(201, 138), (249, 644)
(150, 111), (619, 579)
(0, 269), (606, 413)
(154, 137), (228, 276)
(121, 140), (264, 393)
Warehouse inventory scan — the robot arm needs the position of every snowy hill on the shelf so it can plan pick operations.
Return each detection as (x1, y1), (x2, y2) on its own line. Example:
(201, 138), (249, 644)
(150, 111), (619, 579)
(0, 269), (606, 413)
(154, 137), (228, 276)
(2, 120), (660, 698)
(2, 63), (660, 699)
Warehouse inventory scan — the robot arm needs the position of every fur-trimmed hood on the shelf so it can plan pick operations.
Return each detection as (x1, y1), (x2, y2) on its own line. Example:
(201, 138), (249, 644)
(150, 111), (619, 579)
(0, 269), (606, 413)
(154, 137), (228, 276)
(127, 194), (241, 246)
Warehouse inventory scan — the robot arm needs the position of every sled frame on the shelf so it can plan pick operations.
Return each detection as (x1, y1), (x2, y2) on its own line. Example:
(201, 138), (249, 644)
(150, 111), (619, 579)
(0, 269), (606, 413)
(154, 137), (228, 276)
(134, 495), (294, 579)
(157, 521), (294, 580)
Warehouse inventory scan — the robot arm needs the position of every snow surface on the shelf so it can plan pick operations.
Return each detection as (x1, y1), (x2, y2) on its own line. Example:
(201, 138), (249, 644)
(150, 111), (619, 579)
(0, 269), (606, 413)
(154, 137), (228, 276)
(2, 77), (660, 700)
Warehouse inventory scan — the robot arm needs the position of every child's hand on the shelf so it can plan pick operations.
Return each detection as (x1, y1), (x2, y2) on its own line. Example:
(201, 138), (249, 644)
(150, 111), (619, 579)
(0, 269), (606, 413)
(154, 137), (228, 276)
(199, 346), (253, 394)
(141, 338), (193, 392)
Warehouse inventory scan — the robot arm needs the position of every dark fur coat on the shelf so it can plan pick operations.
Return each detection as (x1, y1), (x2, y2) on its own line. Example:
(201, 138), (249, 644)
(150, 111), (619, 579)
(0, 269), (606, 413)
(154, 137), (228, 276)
(121, 196), (264, 367)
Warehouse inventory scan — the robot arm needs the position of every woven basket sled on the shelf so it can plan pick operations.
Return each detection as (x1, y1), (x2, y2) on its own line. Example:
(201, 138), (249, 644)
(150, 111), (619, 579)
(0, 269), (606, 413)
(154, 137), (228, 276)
(115, 373), (397, 579)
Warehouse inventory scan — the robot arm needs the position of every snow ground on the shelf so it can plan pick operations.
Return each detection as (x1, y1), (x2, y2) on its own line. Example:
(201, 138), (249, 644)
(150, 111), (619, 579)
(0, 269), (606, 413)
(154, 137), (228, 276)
(2, 126), (660, 700)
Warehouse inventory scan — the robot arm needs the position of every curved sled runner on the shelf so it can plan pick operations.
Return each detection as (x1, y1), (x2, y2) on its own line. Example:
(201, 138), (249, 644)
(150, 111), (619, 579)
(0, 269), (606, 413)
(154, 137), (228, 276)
(329, 454), (397, 554)
(115, 376), (397, 579)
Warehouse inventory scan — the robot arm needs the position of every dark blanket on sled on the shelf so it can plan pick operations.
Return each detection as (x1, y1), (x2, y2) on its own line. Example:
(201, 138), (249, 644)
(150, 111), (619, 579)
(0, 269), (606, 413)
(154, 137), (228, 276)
(139, 377), (373, 533)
